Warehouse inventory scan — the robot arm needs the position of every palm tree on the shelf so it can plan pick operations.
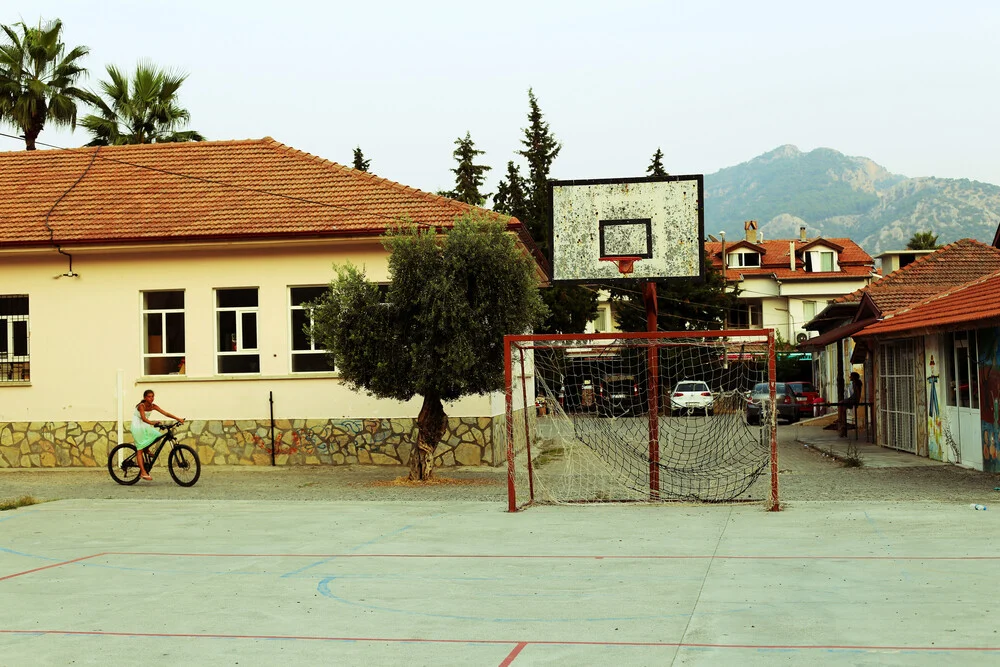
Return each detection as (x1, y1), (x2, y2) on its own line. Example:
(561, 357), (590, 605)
(0, 19), (92, 150)
(80, 61), (204, 145)
(906, 231), (940, 250)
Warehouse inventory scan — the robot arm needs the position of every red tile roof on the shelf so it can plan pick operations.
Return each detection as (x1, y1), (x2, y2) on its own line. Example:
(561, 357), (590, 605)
(705, 238), (874, 281)
(857, 268), (1000, 337)
(829, 238), (1000, 312)
(0, 137), (521, 248)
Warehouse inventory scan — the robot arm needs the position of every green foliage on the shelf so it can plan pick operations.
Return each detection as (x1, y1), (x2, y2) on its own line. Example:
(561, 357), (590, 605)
(352, 146), (370, 172)
(505, 88), (597, 334)
(441, 131), (491, 205)
(309, 212), (547, 402)
(906, 230), (939, 250)
(517, 88), (561, 251)
(609, 251), (737, 332)
(0, 19), (92, 150)
(647, 148), (667, 177)
(80, 61), (204, 145)
(493, 161), (529, 221)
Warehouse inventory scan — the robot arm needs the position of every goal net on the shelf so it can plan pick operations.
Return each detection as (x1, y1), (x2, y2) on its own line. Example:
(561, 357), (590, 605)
(504, 330), (779, 511)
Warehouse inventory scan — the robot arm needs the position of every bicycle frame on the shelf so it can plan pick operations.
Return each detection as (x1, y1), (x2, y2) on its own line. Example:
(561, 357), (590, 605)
(118, 424), (180, 470)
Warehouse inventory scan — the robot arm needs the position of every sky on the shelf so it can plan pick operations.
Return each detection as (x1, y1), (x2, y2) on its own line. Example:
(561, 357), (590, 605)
(6, 0), (1000, 197)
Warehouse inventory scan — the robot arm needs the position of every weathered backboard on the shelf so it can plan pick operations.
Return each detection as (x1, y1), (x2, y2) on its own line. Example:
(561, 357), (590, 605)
(548, 175), (704, 283)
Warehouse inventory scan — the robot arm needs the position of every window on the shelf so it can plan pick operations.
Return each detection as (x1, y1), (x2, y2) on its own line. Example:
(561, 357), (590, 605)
(142, 291), (185, 375)
(728, 251), (760, 268)
(290, 286), (336, 373)
(592, 308), (609, 333)
(0, 295), (29, 382)
(216, 288), (260, 373)
(803, 300), (817, 324)
(805, 249), (837, 272)
(730, 303), (762, 328)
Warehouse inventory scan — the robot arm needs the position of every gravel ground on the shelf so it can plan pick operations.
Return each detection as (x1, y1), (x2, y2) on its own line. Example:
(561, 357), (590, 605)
(3, 426), (1000, 506)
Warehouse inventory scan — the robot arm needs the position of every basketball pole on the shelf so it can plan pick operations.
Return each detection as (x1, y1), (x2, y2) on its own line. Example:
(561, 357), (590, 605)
(644, 281), (660, 499)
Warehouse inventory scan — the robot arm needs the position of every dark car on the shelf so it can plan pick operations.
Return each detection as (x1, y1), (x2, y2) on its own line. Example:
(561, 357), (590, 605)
(746, 382), (800, 425)
(787, 381), (824, 417)
(596, 374), (645, 417)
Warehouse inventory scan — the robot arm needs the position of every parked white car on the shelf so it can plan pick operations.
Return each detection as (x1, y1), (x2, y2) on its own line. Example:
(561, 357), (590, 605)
(669, 380), (714, 416)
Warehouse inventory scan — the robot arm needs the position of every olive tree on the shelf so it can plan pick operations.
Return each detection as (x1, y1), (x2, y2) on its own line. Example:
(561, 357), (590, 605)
(309, 211), (547, 480)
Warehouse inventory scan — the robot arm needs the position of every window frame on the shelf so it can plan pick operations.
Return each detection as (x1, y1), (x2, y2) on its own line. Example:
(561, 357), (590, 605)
(141, 290), (186, 376)
(727, 251), (761, 268)
(0, 294), (29, 383)
(215, 287), (261, 374)
(288, 285), (337, 374)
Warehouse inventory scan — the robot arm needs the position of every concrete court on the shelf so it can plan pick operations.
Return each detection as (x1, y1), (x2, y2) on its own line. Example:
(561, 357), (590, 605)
(1, 499), (999, 666)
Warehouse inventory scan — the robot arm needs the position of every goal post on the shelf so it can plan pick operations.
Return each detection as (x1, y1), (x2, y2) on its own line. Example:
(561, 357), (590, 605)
(504, 329), (779, 512)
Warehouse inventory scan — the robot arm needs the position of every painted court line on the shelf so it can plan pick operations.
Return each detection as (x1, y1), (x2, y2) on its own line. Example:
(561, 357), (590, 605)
(97, 551), (1000, 561)
(0, 553), (104, 582)
(0, 629), (997, 653)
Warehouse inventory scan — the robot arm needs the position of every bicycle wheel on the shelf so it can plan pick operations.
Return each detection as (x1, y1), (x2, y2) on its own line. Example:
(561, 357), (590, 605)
(168, 444), (201, 487)
(108, 444), (141, 485)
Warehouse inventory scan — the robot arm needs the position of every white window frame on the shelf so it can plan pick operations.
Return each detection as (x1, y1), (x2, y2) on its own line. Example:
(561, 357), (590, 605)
(807, 248), (839, 273)
(215, 287), (260, 374)
(803, 300), (817, 323)
(141, 290), (186, 376)
(289, 286), (336, 373)
(0, 294), (29, 383)
(728, 251), (761, 268)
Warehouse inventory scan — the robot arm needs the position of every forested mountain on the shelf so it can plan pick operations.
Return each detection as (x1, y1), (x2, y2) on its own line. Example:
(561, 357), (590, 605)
(705, 145), (1000, 253)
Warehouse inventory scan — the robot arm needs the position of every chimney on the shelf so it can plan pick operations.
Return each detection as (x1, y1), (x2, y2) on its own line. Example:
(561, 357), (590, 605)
(744, 220), (758, 244)
(799, 225), (807, 241)
(790, 241), (796, 270)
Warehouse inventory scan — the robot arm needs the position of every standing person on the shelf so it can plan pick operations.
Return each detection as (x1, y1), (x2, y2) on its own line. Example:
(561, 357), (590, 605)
(131, 389), (184, 481)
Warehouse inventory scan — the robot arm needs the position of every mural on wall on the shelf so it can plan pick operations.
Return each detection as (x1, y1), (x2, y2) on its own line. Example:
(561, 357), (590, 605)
(926, 354), (943, 461)
(979, 328), (1000, 473)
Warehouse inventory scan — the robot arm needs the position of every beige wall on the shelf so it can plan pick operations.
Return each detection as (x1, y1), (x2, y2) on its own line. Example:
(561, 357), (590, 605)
(0, 240), (500, 425)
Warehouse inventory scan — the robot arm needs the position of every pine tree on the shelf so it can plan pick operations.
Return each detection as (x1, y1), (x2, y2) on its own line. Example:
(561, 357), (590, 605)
(442, 132), (491, 205)
(352, 146), (370, 172)
(647, 148), (667, 177)
(510, 88), (597, 333)
(493, 161), (529, 221)
(517, 88), (562, 251)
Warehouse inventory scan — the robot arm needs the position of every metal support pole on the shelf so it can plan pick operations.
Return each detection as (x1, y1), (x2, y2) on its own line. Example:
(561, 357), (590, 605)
(767, 330), (780, 511)
(269, 391), (276, 466)
(644, 281), (660, 499)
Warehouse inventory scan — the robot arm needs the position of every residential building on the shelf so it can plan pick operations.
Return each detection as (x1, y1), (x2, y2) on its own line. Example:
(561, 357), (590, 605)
(802, 239), (1000, 466)
(0, 138), (542, 469)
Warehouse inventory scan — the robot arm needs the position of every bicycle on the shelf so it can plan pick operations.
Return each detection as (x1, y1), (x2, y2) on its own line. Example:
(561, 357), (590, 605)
(107, 422), (201, 487)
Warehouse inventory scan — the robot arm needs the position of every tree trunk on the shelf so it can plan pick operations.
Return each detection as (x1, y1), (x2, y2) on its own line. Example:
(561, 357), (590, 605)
(410, 393), (447, 481)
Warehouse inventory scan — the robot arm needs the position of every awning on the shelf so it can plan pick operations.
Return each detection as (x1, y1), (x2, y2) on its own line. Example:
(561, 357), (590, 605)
(798, 317), (879, 350)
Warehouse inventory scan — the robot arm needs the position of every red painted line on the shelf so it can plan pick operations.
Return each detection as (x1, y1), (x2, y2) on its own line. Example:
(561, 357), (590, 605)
(498, 642), (527, 666)
(0, 553), (104, 582)
(0, 629), (997, 652)
(99, 551), (1000, 561)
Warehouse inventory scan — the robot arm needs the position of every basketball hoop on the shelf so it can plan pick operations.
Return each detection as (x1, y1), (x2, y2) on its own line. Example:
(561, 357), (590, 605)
(600, 256), (642, 276)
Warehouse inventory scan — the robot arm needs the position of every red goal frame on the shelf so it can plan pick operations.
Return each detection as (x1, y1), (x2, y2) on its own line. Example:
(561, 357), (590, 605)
(504, 329), (779, 512)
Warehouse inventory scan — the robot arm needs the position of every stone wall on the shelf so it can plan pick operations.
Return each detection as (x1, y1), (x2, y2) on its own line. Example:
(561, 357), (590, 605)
(0, 417), (500, 469)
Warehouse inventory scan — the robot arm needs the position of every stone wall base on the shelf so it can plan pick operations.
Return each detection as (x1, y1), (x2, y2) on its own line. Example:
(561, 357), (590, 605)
(0, 416), (506, 469)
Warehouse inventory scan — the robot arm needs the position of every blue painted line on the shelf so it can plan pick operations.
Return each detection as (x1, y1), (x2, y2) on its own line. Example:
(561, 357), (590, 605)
(0, 546), (62, 562)
(281, 514), (443, 579)
(0, 509), (36, 524)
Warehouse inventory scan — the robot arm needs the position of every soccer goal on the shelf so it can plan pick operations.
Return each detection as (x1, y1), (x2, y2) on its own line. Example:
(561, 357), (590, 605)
(504, 330), (779, 511)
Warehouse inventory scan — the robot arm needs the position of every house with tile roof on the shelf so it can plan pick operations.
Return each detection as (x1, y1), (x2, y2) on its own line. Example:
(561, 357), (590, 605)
(0, 138), (543, 469)
(802, 239), (1000, 469)
(704, 221), (876, 398)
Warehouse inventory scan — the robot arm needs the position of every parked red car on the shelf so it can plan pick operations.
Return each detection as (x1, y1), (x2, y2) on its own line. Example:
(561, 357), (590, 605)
(787, 381), (825, 417)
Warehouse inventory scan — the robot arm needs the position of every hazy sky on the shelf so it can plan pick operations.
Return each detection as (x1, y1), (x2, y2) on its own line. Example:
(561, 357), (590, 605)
(6, 0), (1000, 196)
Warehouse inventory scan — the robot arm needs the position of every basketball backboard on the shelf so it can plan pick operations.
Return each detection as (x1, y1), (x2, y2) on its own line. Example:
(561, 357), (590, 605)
(548, 175), (704, 283)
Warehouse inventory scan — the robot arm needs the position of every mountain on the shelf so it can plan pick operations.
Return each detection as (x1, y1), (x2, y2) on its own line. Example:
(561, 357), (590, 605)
(704, 145), (1000, 253)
